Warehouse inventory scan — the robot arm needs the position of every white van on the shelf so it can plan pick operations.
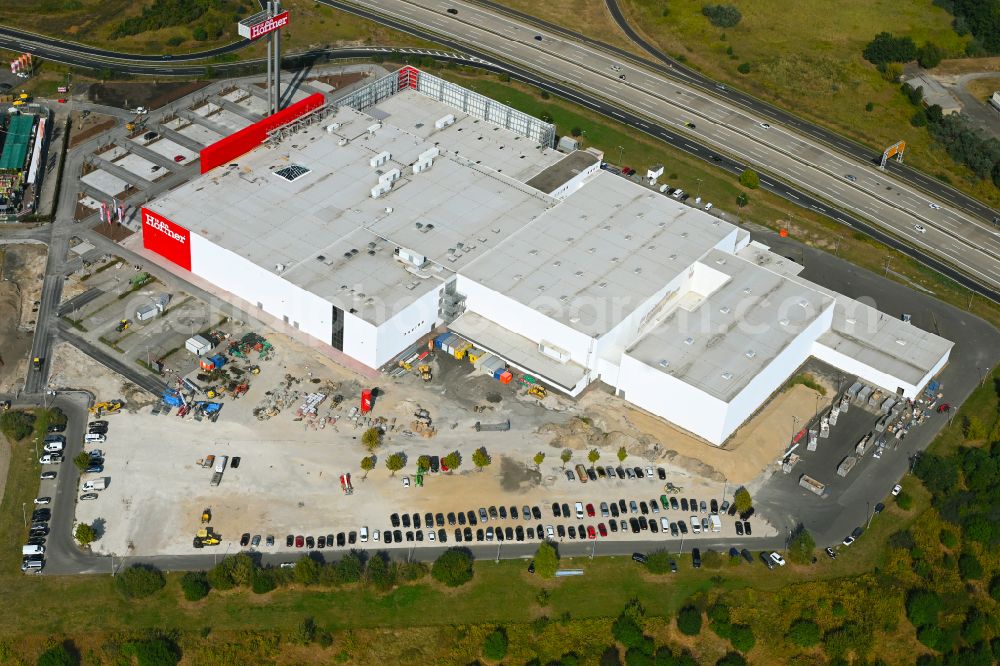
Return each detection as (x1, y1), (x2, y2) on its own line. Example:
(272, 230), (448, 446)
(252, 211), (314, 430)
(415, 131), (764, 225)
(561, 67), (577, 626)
(22, 545), (44, 556)
(215, 456), (229, 474)
(21, 559), (43, 572)
(690, 516), (701, 534)
(360, 526), (369, 543)
(659, 184), (670, 193)
(84, 433), (106, 443)
(575, 502), (584, 519)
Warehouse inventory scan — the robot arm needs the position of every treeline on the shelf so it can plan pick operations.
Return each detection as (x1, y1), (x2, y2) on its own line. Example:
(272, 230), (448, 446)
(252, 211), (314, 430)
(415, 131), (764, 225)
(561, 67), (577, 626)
(901, 84), (1000, 188)
(111, 0), (252, 40)
(935, 0), (1000, 55)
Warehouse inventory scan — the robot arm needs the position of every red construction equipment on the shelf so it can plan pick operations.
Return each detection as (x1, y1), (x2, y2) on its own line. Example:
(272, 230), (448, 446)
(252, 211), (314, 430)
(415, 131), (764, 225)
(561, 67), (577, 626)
(361, 389), (372, 414)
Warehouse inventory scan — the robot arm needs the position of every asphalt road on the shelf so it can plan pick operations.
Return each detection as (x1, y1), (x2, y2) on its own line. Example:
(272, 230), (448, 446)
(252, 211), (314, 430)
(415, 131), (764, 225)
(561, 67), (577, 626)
(328, 0), (1000, 293)
(751, 227), (1000, 548)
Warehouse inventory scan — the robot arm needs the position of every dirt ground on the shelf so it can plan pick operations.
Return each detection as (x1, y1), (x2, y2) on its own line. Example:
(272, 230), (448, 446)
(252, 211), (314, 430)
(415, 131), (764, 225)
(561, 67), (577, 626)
(934, 56), (1000, 76)
(965, 75), (1000, 102)
(310, 71), (367, 90)
(68, 113), (116, 149)
(86, 81), (210, 111)
(0, 243), (47, 393)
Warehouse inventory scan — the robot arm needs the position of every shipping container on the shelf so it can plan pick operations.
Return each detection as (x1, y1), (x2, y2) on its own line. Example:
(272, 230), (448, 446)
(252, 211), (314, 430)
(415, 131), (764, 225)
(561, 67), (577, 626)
(453, 341), (472, 360)
(499, 371), (512, 384)
(466, 348), (485, 364)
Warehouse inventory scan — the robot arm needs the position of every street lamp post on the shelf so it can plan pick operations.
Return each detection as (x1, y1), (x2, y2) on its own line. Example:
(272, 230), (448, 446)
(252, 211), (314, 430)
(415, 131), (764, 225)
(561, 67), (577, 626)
(590, 540), (596, 559)
(22, 502), (26, 527)
(617, 145), (624, 166)
(696, 178), (703, 200)
(678, 533), (684, 555)
(495, 542), (501, 563)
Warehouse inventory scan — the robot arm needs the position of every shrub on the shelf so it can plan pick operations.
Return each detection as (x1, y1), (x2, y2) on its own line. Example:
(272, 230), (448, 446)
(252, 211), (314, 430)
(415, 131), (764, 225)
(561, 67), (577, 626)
(361, 426), (382, 452)
(788, 526), (815, 564)
(397, 561), (428, 582)
(612, 613), (644, 649)
(293, 617), (317, 644)
(294, 557), (321, 585)
(36, 644), (77, 666)
(911, 110), (928, 127)
(120, 637), (181, 665)
(192, 26), (208, 41)
(535, 540), (559, 578)
(958, 552), (983, 580)
(906, 589), (942, 627)
(625, 647), (654, 666)
(0, 410), (35, 441)
(571, 127), (582, 137)
(896, 491), (914, 510)
(74, 523), (96, 546)
(677, 606), (702, 636)
(644, 550), (673, 574)
(180, 571), (210, 601)
(990, 575), (1000, 603)
(702, 4), (742, 28)
(73, 452), (91, 472)
(251, 568), (276, 594)
(733, 488), (752, 513)
(916, 625), (951, 652)
(738, 169), (759, 189)
(729, 625), (755, 652)
(918, 42), (943, 69)
(736, 192), (748, 208)
(865, 102), (875, 112)
(716, 653), (747, 666)
(116, 565), (166, 599)
(737, 62), (750, 74)
(483, 628), (508, 660)
(963, 608), (987, 644)
(431, 548), (474, 587)
(701, 550), (724, 569)
(336, 552), (363, 583)
(863, 32), (918, 66)
(365, 552), (397, 590)
(786, 619), (821, 647)
(167, 35), (184, 46)
(939, 528), (958, 548)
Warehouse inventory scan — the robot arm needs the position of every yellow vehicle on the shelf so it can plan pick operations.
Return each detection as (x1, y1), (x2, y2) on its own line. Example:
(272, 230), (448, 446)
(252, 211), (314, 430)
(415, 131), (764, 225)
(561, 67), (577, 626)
(201, 508), (211, 524)
(115, 319), (131, 332)
(418, 364), (432, 382)
(89, 399), (123, 415)
(193, 527), (221, 548)
(18, 93), (29, 100)
(12, 100), (24, 107)
(528, 386), (547, 400)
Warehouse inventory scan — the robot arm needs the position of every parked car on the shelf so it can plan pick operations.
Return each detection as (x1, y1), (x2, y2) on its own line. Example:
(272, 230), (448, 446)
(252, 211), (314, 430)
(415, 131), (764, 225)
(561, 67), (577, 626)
(631, 552), (648, 564)
(295, 535), (304, 548)
(825, 547), (837, 559)
(691, 548), (701, 568)
(80, 493), (99, 501)
(770, 552), (786, 566)
(760, 552), (775, 569)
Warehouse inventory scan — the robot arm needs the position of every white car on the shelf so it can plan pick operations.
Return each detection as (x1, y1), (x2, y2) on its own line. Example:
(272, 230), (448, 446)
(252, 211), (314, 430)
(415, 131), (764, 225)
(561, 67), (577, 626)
(928, 203), (941, 210)
(660, 517), (669, 530)
(913, 224), (926, 234)
(760, 122), (770, 129)
(704, 202), (713, 211)
(402, 476), (410, 488)
(770, 552), (786, 566)
(373, 529), (380, 541)
(546, 525), (555, 538)
(690, 516), (700, 534)
(38, 454), (61, 465)
(34, 497), (51, 505)
(842, 536), (855, 546)
(646, 466), (654, 477)
(891, 484), (902, 496)
(43, 442), (63, 453)
(428, 530), (435, 542)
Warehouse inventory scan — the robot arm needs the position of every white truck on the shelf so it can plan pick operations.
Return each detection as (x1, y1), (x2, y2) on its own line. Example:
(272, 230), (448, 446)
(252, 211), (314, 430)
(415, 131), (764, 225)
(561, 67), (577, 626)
(82, 477), (107, 491)
(709, 514), (722, 533)
(210, 455), (228, 486)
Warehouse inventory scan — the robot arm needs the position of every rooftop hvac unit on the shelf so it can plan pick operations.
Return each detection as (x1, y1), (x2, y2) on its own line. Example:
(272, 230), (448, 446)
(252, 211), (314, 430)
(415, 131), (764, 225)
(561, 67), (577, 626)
(367, 122), (382, 134)
(378, 168), (401, 186)
(370, 183), (391, 198)
(419, 146), (440, 161)
(337, 138), (349, 147)
(325, 122), (341, 133)
(412, 158), (433, 174)
(434, 114), (455, 130)
(369, 151), (391, 167)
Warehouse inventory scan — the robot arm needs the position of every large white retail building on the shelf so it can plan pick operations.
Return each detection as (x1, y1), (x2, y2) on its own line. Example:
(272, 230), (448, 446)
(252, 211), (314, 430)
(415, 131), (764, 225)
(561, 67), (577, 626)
(140, 68), (952, 445)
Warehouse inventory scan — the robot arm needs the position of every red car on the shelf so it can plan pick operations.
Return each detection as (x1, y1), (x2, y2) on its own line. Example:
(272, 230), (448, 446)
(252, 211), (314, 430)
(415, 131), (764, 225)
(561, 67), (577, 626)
(173, 155), (184, 163)
(598, 523), (608, 537)
(57, 99), (66, 103)
(294, 535), (304, 548)
(587, 525), (596, 539)
(586, 503), (595, 517)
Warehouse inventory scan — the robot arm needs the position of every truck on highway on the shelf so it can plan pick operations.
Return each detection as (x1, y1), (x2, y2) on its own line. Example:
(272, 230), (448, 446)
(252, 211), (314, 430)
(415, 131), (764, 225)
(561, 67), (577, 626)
(82, 477), (107, 491)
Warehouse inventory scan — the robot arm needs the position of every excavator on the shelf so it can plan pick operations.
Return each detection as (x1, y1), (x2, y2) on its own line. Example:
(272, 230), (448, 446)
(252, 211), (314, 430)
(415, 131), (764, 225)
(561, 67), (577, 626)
(201, 508), (211, 524)
(418, 364), (432, 382)
(89, 399), (123, 415)
(115, 319), (131, 333)
(528, 385), (547, 400)
(192, 527), (221, 548)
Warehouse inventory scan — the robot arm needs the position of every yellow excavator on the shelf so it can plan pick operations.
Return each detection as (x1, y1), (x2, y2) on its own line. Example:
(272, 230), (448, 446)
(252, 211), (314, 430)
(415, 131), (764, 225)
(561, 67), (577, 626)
(192, 527), (221, 548)
(115, 319), (131, 332)
(528, 385), (547, 400)
(89, 399), (123, 415)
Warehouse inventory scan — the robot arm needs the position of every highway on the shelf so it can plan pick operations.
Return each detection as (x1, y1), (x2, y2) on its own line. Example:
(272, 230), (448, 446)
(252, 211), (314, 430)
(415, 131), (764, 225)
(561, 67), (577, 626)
(332, 0), (1000, 294)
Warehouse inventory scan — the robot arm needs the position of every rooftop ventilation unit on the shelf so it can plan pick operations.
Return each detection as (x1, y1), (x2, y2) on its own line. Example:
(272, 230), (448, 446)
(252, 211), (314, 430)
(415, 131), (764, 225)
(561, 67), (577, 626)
(325, 122), (341, 133)
(684, 337), (694, 345)
(367, 122), (382, 134)
(779, 318), (790, 326)
(369, 151), (391, 167)
(658, 360), (670, 368)
(434, 114), (456, 129)
(721, 372), (733, 380)
(745, 349), (756, 358)
(419, 147), (440, 161)
(370, 183), (391, 198)
(337, 138), (349, 147)
(378, 168), (401, 186)
(413, 158), (433, 173)
(395, 247), (427, 268)
(719, 306), (731, 314)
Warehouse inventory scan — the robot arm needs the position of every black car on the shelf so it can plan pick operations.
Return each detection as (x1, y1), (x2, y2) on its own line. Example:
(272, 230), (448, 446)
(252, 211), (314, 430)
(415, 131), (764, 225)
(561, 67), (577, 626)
(743, 521), (752, 535)
(678, 521), (688, 535)
(416, 530), (423, 542)
(567, 526), (576, 539)
(740, 507), (755, 520)
(393, 530), (402, 542)
(670, 497), (679, 510)
(29, 527), (49, 537)
(609, 520), (618, 533)
(27, 537), (46, 546)
(692, 548), (701, 568)
(464, 527), (472, 541)
(760, 552), (775, 569)
(46, 423), (66, 433)
(633, 466), (644, 478)
(638, 516), (648, 530)
(689, 497), (698, 512)
(286, 534), (294, 547)
(32, 509), (51, 521)
(439, 528), (447, 543)
(447, 7), (458, 14)
(509, 505), (518, 520)
(741, 548), (754, 564)
(680, 498), (689, 511)
(561, 503), (570, 518)
(488, 506), (498, 519)
(505, 527), (514, 540)
(639, 501), (649, 515)
(657, 467), (666, 480)
(458, 511), (466, 526)
(618, 499), (627, 513)
(557, 525), (566, 538)
(327, 533), (334, 547)
(384, 531), (393, 544)
(85, 465), (104, 474)
(412, 513), (421, 529)
(240, 533), (252, 547)
(728, 503), (739, 516)
(468, 510), (478, 526)
(615, 466), (626, 479)
(670, 522), (679, 537)
(401, 514), (411, 528)
(610, 503), (620, 518)
(305, 536), (314, 549)
(87, 425), (107, 434)
(874, 502), (885, 515)
(650, 521), (659, 534)
(317, 535), (326, 549)
(455, 528), (463, 542)
(337, 532), (346, 547)
(527, 527), (535, 539)
(632, 552), (648, 564)
(231, 457), (241, 469)
(391, 513), (400, 527)
(406, 531), (414, 542)
(729, 547), (740, 559)
(500, 505), (509, 519)
(552, 502), (561, 517)
(710, 499), (719, 513)
(851, 526), (864, 539)
(348, 531), (357, 544)
(629, 518), (640, 533)
(447, 512), (457, 525)
(429, 455), (439, 473)
(435, 513), (445, 527)
(735, 521), (744, 536)
(532, 506), (542, 520)
(424, 512), (433, 527)
(586, 467), (598, 481)
(476, 529), (484, 542)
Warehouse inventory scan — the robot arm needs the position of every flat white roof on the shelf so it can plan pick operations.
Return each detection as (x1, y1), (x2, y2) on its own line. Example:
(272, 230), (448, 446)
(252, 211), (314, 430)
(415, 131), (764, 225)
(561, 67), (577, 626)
(627, 250), (834, 401)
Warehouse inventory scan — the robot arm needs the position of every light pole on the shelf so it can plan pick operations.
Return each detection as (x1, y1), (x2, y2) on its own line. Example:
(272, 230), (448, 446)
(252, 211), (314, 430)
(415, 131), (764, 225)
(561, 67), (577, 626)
(22, 502), (26, 527)
(866, 502), (875, 530)
(678, 532), (684, 555)
(590, 540), (596, 559)
(696, 178), (703, 200)
(617, 145), (624, 165)
(495, 542), (501, 563)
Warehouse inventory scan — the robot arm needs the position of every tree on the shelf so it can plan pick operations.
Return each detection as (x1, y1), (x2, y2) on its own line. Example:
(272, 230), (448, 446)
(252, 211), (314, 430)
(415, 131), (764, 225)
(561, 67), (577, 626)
(293, 617), (317, 644)
(958, 552), (984, 580)
(906, 589), (942, 627)
(483, 627), (508, 660)
(895, 490), (913, 510)
(115, 565), (166, 599)
(73, 452), (91, 472)
(787, 526), (815, 564)
(739, 169), (759, 189)
(0, 410), (35, 441)
(365, 552), (397, 590)
(180, 571), (210, 601)
(361, 427), (382, 452)
(74, 522), (96, 546)
(561, 449), (573, 468)
(729, 624), (755, 652)
(417, 455), (431, 471)
(192, 26), (208, 41)
(336, 552), (363, 583)
(252, 568), (276, 594)
(294, 557), (321, 585)
(918, 42), (943, 69)
(733, 488), (752, 514)
(716, 653), (747, 666)
(677, 606), (702, 635)
(702, 4), (742, 28)
(617, 446), (628, 463)
(360, 455), (375, 479)
(442, 451), (461, 472)
(863, 32), (918, 66)
(385, 452), (405, 476)
(736, 192), (749, 208)
(612, 613), (645, 649)
(533, 451), (545, 469)
(432, 548), (474, 587)
(535, 541), (559, 578)
(472, 446), (492, 472)
(36, 644), (78, 666)
(786, 619), (821, 647)
(588, 448), (601, 464)
(737, 62), (750, 74)
(571, 126), (582, 137)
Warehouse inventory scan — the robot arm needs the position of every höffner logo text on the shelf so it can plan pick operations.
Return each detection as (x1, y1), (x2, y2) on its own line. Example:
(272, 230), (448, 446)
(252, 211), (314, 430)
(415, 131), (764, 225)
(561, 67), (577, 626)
(144, 213), (186, 244)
